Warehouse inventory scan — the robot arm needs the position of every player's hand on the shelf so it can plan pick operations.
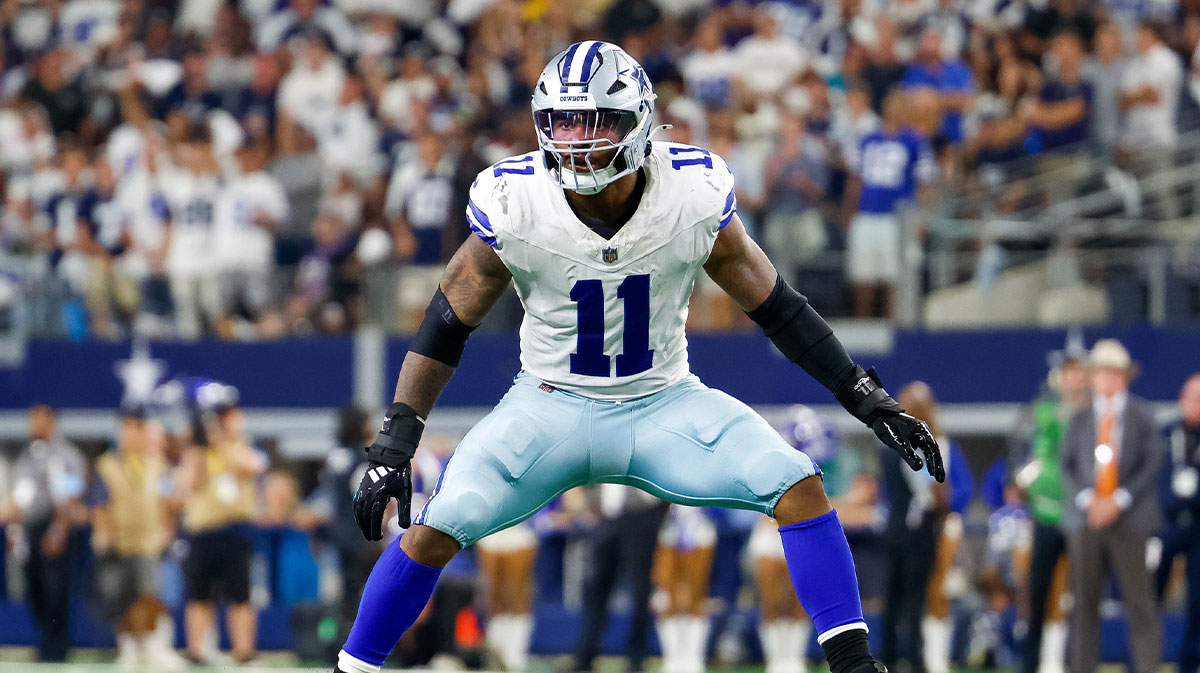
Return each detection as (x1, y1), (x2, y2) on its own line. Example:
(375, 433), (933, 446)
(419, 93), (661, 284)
(870, 410), (945, 483)
(355, 402), (425, 541)
(353, 460), (413, 541)
(836, 366), (945, 482)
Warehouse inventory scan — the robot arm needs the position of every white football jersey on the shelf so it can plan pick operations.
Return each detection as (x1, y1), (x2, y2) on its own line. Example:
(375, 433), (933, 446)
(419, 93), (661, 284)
(162, 168), (221, 277)
(466, 142), (737, 400)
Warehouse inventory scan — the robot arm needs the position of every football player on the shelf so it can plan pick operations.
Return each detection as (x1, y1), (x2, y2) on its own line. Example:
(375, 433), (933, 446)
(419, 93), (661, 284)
(749, 406), (840, 673)
(337, 41), (942, 673)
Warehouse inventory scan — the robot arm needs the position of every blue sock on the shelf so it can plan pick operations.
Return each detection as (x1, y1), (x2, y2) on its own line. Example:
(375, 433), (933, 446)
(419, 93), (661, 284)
(343, 536), (443, 666)
(778, 509), (867, 642)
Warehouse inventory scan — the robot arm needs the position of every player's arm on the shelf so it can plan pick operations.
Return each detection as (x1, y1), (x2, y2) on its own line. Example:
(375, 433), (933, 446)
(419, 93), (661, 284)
(704, 214), (944, 482)
(354, 235), (512, 540)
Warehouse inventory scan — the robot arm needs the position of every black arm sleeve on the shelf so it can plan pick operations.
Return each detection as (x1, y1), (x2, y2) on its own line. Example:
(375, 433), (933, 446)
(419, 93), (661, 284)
(745, 274), (859, 394)
(409, 287), (477, 367)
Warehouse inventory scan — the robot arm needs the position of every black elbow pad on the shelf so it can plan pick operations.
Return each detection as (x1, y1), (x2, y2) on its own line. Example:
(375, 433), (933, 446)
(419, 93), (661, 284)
(409, 287), (477, 367)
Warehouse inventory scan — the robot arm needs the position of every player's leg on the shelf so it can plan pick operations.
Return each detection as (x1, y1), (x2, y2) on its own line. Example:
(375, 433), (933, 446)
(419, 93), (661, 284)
(750, 516), (810, 673)
(629, 379), (881, 673)
(339, 374), (589, 673)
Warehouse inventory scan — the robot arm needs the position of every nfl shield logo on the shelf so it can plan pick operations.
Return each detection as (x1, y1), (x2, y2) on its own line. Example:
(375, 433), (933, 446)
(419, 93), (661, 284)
(602, 247), (619, 263)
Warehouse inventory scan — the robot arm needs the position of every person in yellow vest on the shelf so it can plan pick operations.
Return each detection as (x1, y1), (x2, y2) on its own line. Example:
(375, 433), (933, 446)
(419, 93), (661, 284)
(175, 391), (269, 665)
(92, 407), (185, 671)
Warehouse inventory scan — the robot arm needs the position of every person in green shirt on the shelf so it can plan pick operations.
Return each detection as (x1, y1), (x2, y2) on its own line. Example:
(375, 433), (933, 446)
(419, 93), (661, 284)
(1016, 348), (1090, 673)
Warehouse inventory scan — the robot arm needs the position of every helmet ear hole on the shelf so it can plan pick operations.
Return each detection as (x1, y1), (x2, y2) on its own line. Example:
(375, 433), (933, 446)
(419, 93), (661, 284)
(607, 80), (627, 95)
(539, 81), (548, 95)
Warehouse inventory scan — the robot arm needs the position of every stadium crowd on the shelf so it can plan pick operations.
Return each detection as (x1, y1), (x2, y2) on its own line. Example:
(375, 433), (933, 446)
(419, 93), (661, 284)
(0, 341), (1199, 672)
(2, 0), (1200, 337)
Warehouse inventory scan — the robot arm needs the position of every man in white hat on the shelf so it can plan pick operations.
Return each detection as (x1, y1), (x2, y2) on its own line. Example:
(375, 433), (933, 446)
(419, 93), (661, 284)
(1061, 339), (1163, 673)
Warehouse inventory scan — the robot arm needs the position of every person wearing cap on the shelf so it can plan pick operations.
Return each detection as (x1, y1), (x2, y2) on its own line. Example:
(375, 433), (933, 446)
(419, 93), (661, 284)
(1061, 339), (1163, 673)
(91, 407), (184, 670)
(4, 405), (88, 662)
(1015, 346), (1090, 673)
(175, 389), (269, 665)
(1154, 372), (1200, 673)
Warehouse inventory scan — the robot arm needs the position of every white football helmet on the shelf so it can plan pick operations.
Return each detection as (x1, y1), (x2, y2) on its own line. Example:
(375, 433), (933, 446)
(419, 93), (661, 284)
(531, 41), (659, 194)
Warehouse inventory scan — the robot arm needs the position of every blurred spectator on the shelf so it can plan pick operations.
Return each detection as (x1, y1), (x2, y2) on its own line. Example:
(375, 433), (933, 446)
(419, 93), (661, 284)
(176, 392), (269, 665)
(1027, 31), (1092, 200)
(918, 0), (972, 62)
(79, 155), (142, 338)
(210, 140), (289, 338)
(162, 122), (221, 339)
(680, 18), (738, 109)
(1155, 373), (1200, 673)
(832, 80), (881, 175)
(863, 19), (907, 111)
(256, 471), (320, 606)
(655, 505), (717, 673)
(761, 112), (831, 287)
(319, 70), (384, 185)
(1015, 348), (1091, 673)
(904, 29), (975, 155)
(842, 88), (936, 318)
(924, 438), (974, 673)
(256, 0), (358, 57)
(276, 30), (345, 145)
(1119, 20), (1183, 218)
(477, 508), (539, 672)
(91, 408), (185, 670)
(157, 48), (221, 124)
(1084, 21), (1125, 150)
(22, 46), (92, 139)
(878, 382), (949, 673)
(1062, 339), (1162, 673)
(973, 479), (1031, 669)
(229, 52), (280, 145)
(384, 132), (457, 332)
(571, 486), (667, 673)
(1018, 0), (1097, 59)
(5, 405), (88, 662)
(307, 406), (380, 615)
(735, 9), (809, 97)
(284, 211), (359, 334)
(377, 46), (437, 138)
(967, 59), (1034, 207)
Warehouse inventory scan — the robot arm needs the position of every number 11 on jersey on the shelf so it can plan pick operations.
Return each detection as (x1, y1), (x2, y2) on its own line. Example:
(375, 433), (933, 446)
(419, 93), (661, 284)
(569, 274), (654, 377)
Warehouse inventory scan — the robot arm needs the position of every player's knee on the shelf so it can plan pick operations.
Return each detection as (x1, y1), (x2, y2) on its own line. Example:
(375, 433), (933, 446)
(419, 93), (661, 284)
(400, 524), (462, 568)
(772, 475), (832, 527)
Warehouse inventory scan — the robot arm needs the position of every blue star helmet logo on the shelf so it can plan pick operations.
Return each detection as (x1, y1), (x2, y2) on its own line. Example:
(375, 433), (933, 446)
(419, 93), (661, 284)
(619, 65), (651, 96)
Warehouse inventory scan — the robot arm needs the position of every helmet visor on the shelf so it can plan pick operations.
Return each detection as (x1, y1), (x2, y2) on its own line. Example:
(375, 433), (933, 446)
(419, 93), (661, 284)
(534, 109), (639, 146)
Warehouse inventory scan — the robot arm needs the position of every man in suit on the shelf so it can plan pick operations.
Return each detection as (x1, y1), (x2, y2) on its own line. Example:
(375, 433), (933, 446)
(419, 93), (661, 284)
(1062, 339), (1163, 673)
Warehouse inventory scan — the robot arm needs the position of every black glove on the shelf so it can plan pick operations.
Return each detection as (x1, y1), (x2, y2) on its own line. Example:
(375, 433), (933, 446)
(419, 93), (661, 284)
(835, 367), (945, 483)
(354, 461), (412, 541)
(353, 402), (425, 541)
